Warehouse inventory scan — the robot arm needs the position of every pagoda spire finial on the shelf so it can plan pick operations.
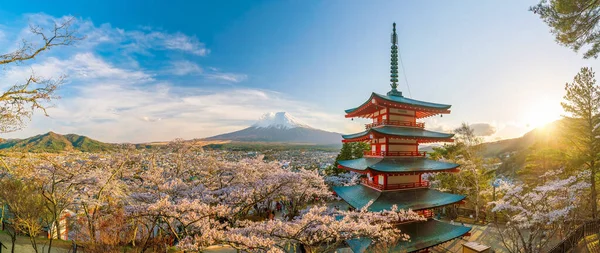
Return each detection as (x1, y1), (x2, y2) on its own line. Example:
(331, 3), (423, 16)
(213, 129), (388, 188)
(388, 22), (402, 97)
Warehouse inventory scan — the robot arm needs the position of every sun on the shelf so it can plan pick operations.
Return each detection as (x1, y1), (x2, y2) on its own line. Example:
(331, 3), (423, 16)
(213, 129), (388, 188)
(521, 99), (562, 129)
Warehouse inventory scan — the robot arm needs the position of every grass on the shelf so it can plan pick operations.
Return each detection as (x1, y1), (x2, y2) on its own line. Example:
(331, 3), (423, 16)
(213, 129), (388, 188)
(0, 230), (71, 253)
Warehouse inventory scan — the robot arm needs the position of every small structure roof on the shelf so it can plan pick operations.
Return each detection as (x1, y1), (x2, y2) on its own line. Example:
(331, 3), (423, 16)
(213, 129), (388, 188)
(346, 92), (452, 114)
(463, 242), (491, 252)
(338, 157), (459, 173)
(333, 185), (465, 212)
(394, 220), (471, 252)
(346, 220), (471, 253)
(342, 126), (454, 142)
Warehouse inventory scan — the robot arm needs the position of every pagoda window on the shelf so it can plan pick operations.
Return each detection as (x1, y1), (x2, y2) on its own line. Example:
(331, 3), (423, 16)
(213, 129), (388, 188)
(378, 175), (384, 185)
(389, 144), (417, 152)
(389, 114), (416, 122)
(390, 108), (415, 116)
(390, 139), (416, 144)
(388, 175), (419, 184)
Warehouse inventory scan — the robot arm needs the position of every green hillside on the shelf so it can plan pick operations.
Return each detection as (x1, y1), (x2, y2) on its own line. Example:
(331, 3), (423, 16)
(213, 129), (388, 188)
(0, 132), (115, 153)
(479, 120), (563, 176)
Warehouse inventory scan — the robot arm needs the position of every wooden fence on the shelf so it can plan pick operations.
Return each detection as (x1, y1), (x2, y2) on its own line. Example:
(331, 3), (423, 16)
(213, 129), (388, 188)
(548, 219), (600, 253)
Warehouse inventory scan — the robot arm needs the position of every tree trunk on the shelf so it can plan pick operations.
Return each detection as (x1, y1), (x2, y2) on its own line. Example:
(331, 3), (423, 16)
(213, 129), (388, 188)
(47, 236), (53, 253)
(592, 161), (597, 219)
(28, 234), (38, 253)
(475, 182), (480, 222)
(54, 218), (61, 240)
(9, 231), (16, 253)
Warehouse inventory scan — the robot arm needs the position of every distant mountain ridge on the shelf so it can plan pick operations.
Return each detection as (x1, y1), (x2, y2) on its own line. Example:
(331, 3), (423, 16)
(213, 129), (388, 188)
(479, 120), (562, 175)
(206, 112), (342, 145)
(0, 132), (115, 153)
(479, 120), (561, 157)
(252, 112), (311, 129)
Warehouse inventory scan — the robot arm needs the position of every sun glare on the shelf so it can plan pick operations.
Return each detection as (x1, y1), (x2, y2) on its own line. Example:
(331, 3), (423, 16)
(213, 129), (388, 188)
(521, 99), (562, 129)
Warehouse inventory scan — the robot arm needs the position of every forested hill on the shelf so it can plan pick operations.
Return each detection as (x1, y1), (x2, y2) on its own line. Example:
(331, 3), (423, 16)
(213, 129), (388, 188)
(0, 132), (116, 153)
(479, 120), (563, 175)
(480, 120), (562, 157)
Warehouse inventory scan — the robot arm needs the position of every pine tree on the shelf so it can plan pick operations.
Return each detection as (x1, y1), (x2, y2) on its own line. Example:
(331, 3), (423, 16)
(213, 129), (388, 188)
(531, 0), (600, 58)
(561, 67), (600, 219)
(325, 142), (370, 176)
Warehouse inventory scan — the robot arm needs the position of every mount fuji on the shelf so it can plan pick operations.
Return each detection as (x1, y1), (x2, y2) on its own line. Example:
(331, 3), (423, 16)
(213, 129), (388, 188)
(205, 112), (342, 145)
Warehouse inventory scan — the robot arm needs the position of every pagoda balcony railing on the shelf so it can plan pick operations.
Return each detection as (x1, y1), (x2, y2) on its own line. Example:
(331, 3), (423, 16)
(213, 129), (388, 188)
(364, 151), (427, 157)
(365, 120), (425, 129)
(418, 209), (434, 219)
(387, 181), (430, 190)
(360, 178), (430, 191)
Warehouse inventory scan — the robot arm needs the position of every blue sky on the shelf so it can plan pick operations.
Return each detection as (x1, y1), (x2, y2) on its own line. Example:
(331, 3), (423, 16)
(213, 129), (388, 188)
(0, 0), (597, 143)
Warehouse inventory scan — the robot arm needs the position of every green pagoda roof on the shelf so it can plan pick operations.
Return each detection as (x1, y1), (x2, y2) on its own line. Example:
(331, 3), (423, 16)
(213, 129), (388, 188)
(333, 185), (465, 212)
(338, 157), (459, 173)
(347, 238), (372, 253)
(345, 92), (452, 114)
(342, 126), (454, 140)
(346, 219), (471, 253)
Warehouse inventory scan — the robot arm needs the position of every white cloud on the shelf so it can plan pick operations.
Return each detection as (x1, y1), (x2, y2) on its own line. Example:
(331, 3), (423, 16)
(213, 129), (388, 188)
(123, 30), (209, 56)
(470, 123), (497, 136)
(0, 55), (347, 143)
(169, 60), (203, 76)
(1, 53), (152, 91)
(0, 13), (352, 143)
(163, 32), (208, 56)
(167, 60), (247, 82)
(204, 72), (248, 83)
(22, 13), (209, 56)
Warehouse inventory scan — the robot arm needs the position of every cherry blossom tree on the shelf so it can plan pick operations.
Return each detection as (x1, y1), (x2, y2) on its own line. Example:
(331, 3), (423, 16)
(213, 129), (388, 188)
(0, 177), (48, 253)
(0, 143), (425, 252)
(489, 170), (589, 253)
(180, 205), (424, 253)
(324, 171), (360, 187)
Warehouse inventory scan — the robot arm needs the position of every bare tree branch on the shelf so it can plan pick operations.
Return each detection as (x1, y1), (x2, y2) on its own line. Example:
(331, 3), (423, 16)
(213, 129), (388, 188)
(0, 16), (82, 133)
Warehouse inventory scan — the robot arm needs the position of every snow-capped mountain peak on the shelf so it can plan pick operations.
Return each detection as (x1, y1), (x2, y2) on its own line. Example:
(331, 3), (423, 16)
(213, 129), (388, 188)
(252, 112), (311, 129)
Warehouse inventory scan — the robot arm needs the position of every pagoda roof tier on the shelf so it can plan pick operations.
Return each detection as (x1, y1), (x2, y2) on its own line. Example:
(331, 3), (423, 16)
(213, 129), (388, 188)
(345, 92), (451, 119)
(346, 219), (471, 253)
(342, 126), (454, 143)
(333, 185), (465, 212)
(338, 157), (460, 174)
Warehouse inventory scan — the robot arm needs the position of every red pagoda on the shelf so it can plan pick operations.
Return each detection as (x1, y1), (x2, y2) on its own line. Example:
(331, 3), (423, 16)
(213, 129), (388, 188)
(333, 23), (471, 252)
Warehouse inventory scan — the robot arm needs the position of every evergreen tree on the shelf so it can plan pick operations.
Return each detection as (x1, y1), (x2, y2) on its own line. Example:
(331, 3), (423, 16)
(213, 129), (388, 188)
(325, 142), (370, 176)
(561, 67), (600, 219)
(519, 142), (566, 184)
(335, 143), (353, 165)
(532, 0), (600, 58)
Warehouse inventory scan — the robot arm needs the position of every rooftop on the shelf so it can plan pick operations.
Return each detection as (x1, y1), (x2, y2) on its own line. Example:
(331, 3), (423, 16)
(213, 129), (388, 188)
(345, 92), (452, 115)
(346, 219), (471, 253)
(333, 184), (465, 212)
(342, 126), (454, 142)
(338, 157), (459, 173)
